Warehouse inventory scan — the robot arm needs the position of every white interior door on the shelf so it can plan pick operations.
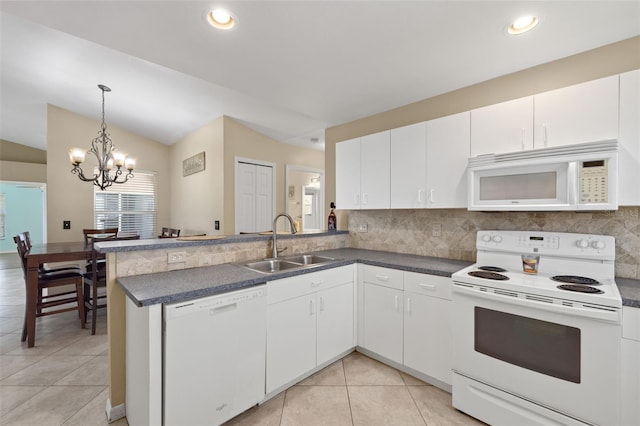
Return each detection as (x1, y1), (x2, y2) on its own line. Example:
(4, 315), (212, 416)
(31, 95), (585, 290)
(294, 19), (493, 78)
(235, 160), (274, 234)
(302, 186), (320, 231)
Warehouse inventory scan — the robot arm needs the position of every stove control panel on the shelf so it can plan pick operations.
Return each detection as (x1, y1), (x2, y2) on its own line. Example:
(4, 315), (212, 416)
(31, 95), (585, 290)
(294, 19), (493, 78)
(477, 230), (615, 260)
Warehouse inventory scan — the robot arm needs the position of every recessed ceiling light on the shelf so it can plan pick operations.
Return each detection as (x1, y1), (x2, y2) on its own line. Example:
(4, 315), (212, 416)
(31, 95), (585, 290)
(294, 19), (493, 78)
(507, 15), (539, 35)
(207, 8), (235, 30)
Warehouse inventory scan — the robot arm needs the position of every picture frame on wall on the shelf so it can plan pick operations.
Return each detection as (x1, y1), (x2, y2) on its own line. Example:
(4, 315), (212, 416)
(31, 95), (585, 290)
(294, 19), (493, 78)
(183, 152), (205, 176)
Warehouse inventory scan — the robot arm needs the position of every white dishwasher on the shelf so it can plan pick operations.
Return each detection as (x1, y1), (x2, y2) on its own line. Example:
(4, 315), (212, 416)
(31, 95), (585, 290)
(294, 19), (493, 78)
(163, 285), (267, 426)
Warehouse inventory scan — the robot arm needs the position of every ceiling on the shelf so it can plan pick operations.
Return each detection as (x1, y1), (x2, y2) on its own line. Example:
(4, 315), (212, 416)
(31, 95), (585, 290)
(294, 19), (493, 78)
(1, 1), (639, 152)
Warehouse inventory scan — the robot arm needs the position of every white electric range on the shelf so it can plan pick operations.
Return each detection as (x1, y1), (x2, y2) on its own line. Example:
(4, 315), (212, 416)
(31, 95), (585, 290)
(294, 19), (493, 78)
(451, 230), (622, 426)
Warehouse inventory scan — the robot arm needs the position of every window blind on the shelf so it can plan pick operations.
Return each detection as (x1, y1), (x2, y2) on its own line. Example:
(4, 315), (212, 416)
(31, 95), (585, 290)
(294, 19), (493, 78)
(94, 170), (157, 238)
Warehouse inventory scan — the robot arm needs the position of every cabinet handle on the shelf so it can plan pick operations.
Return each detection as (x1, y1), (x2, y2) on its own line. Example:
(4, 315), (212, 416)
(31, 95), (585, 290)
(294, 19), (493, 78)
(406, 297), (411, 313)
(417, 189), (423, 203)
(430, 189), (435, 203)
(311, 280), (323, 287)
(394, 295), (399, 311)
(520, 128), (525, 150)
(320, 296), (325, 312)
(375, 274), (389, 282)
(543, 124), (548, 147)
(419, 283), (436, 291)
(310, 299), (315, 315)
(362, 193), (369, 205)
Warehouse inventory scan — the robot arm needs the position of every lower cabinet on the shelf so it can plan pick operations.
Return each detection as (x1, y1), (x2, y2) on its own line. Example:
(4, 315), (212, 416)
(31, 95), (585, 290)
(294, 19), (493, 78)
(360, 265), (453, 386)
(266, 266), (355, 393)
(621, 307), (640, 426)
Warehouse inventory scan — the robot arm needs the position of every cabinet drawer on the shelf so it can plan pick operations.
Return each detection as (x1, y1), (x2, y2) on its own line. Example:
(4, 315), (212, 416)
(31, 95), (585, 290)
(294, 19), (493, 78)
(267, 265), (354, 305)
(622, 307), (640, 341)
(361, 265), (403, 290)
(404, 272), (452, 300)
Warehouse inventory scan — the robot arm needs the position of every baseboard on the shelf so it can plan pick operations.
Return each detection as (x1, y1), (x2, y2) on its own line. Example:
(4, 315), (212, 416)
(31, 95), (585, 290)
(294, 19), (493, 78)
(105, 398), (126, 423)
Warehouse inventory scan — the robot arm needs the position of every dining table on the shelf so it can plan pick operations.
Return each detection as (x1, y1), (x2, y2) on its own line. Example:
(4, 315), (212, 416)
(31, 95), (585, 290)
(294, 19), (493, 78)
(23, 241), (92, 347)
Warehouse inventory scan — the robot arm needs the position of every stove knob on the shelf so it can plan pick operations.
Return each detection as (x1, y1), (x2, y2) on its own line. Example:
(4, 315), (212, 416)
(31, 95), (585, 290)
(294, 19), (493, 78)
(492, 235), (503, 243)
(481, 235), (492, 243)
(576, 239), (590, 249)
(591, 240), (605, 250)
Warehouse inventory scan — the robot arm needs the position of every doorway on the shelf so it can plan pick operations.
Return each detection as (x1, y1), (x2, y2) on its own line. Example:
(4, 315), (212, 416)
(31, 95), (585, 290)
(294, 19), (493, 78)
(0, 181), (47, 253)
(234, 158), (275, 234)
(285, 165), (324, 232)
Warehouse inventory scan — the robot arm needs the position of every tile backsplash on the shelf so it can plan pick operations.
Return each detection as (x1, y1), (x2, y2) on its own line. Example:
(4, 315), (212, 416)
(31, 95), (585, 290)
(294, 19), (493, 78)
(348, 207), (640, 279)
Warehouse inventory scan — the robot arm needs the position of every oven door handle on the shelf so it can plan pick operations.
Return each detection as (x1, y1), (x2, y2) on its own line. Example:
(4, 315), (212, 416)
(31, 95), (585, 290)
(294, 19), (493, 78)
(453, 284), (621, 323)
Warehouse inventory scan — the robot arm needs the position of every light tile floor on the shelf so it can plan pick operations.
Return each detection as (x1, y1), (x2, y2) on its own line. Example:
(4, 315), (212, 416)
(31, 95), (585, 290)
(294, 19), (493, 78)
(1, 264), (484, 426)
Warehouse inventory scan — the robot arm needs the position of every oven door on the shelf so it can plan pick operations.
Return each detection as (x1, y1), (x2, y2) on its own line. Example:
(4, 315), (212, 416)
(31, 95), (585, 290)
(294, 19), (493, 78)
(452, 283), (621, 426)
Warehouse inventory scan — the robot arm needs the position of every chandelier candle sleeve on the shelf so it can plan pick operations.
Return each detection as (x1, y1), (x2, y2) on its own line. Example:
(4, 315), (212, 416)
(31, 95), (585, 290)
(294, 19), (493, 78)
(68, 84), (135, 190)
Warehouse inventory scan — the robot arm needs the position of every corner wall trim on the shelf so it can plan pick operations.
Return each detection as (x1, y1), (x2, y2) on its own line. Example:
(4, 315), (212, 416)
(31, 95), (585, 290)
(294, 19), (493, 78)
(105, 398), (126, 423)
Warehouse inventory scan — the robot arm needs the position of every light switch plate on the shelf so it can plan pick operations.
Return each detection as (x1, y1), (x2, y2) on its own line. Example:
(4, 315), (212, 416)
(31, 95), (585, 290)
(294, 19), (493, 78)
(168, 251), (187, 264)
(358, 223), (368, 232)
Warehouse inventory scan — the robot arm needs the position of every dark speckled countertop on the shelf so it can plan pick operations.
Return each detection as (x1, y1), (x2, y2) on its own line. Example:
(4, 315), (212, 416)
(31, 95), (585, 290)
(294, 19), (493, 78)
(117, 247), (640, 309)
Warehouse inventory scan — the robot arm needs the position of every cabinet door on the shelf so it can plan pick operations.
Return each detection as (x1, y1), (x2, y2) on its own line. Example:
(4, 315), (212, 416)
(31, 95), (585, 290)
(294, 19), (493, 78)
(390, 122), (427, 208)
(619, 69), (640, 206)
(534, 75), (619, 148)
(335, 137), (361, 209)
(363, 282), (403, 364)
(470, 96), (534, 156)
(621, 338), (640, 426)
(360, 131), (390, 209)
(426, 111), (470, 208)
(403, 292), (452, 385)
(266, 295), (316, 393)
(317, 282), (355, 366)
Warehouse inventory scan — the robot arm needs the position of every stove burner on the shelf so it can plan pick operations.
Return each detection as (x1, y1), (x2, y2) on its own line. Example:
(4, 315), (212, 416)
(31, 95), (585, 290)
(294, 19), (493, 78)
(551, 275), (602, 286)
(468, 271), (509, 280)
(478, 266), (507, 273)
(557, 284), (604, 294)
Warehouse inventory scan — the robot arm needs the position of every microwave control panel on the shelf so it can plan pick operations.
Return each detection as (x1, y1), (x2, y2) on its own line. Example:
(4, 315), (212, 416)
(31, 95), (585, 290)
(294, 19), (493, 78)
(579, 159), (608, 203)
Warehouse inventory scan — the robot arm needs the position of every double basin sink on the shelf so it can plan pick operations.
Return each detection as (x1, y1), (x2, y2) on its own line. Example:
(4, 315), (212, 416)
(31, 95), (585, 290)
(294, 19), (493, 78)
(241, 254), (335, 274)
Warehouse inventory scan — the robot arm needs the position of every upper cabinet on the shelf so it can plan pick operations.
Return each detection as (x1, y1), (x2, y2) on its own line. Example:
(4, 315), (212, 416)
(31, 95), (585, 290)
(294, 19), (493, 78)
(619, 69), (640, 206)
(471, 75), (620, 156)
(533, 75), (619, 148)
(336, 131), (390, 210)
(335, 137), (361, 210)
(426, 112), (470, 208)
(471, 96), (534, 157)
(390, 122), (427, 208)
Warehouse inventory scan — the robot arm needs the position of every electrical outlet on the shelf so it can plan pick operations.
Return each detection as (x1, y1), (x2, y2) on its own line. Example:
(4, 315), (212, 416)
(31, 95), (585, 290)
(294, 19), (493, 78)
(214, 220), (220, 231)
(358, 223), (368, 232)
(168, 251), (187, 264)
(432, 223), (442, 237)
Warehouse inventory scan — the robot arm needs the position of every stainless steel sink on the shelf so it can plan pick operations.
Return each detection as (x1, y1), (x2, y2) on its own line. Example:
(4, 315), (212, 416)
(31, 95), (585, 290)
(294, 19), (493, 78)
(281, 254), (335, 265)
(243, 259), (301, 273)
(240, 254), (335, 274)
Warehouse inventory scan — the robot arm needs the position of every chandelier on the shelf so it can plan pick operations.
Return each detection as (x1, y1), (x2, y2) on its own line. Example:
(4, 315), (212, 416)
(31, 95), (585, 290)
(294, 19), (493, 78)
(68, 84), (135, 190)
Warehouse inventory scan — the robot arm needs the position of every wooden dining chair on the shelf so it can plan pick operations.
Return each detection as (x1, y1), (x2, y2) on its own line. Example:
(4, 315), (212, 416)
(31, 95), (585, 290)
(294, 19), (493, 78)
(159, 227), (180, 238)
(13, 235), (85, 345)
(82, 227), (119, 245)
(20, 232), (82, 274)
(83, 233), (140, 334)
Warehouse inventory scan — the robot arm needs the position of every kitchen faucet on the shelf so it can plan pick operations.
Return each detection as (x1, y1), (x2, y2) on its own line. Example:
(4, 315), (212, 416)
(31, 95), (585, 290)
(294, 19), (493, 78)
(271, 213), (297, 258)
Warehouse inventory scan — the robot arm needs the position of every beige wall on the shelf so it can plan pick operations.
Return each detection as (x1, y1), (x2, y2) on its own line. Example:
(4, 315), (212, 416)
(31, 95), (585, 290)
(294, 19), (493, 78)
(222, 116), (325, 234)
(0, 139), (47, 163)
(0, 160), (46, 182)
(325, 36), (640, 229)
(168, 117), (224, 236)
(47, 105), (170, 242)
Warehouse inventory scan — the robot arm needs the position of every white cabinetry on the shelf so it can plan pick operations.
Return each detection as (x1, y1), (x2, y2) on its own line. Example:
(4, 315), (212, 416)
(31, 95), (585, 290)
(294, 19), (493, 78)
(335, 137), (361, 210)
(470, 75), (620, 156)
(621, 306), (640, 426)
(360, 265), (454, 386)
(403, 272), (452, 385)
(619, 70), (640, 205)
(471, 96), (534, 156)
(266, 266), (355, 393)
(362, 266), (404, 364)
(533, 75), (619, 148)
(426, 112), (470, 208)
(335, 131), (390, 210)
(391, 122), (427, 208)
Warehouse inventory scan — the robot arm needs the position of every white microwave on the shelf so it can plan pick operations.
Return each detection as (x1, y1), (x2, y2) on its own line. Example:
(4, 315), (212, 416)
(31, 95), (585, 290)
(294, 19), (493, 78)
(467, 140), (618, 211)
